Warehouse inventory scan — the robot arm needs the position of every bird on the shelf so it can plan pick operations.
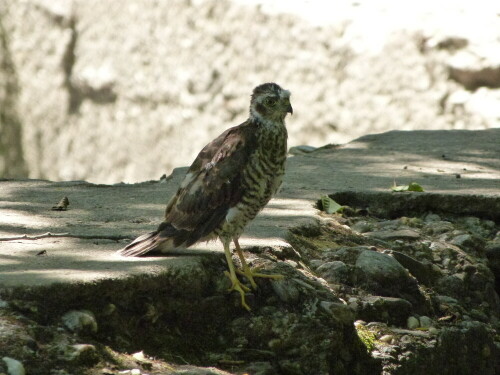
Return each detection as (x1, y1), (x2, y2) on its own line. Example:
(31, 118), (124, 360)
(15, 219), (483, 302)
(118, 82), (293, 310)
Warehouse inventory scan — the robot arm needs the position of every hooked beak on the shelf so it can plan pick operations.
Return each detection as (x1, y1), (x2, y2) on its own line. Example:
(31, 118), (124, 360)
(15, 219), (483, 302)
(286, 100), (293, 115)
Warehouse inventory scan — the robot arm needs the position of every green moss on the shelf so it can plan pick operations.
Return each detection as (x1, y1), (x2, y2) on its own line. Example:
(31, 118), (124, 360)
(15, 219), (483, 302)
(355, 325), (376, 353)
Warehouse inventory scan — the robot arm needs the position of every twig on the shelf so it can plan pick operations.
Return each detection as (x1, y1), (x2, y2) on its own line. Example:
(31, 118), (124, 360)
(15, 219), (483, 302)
(0, 232), (131, 241)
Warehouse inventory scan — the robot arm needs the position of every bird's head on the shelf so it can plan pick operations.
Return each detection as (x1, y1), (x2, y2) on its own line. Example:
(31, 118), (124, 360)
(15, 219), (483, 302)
(250, 83), (293, 123)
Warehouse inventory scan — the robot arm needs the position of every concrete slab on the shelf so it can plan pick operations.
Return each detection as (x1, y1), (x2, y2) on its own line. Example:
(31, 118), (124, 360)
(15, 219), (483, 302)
(1, 129), (499, 289)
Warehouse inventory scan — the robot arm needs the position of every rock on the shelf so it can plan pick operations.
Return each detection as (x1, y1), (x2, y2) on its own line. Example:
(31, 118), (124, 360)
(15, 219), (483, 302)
(435, 295), (459, 305)
(174, 366), (233, 375)
(355, 250), (427, 312)
(387, 250), (440, 285)
(485, 240), (500, 279)
(350, 220), (373, 233)
(2, 357), (25, 375)
(363, 229), (420, 241)
(448, 50), (500, 90)
(354, 296), (413, 326)
(270, 278), (301, 304)
(407, 316), (419, 329)
(378, 334), (394, 343)
(61, 310), (98, 334)
(355, 250), (409, 285)
(424, 213), (441, 222)
(63, 344), (99, 365)
(288, 145), (317, 155)
(450, 234), (474, 248)
(436, 275), (466, 300)
(419, 316), (433, 328)
(320, 301), (355, 325)
(423, 220), (454, 235)
(316, 261), (349, 284)
(426, 35), (469, 51)
(434, 321), (497, 374)
(239, 361), (274, 375)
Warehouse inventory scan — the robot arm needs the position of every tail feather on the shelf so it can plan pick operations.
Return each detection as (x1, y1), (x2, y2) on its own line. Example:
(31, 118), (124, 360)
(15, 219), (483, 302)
(117, 231), (163, 257)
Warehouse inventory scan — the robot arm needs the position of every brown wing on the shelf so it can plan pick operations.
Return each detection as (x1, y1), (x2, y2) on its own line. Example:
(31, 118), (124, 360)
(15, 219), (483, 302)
(160, 119), (258, 247)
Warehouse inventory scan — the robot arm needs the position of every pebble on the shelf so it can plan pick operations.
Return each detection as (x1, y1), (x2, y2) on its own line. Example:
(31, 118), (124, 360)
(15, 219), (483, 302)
(64, 344), (97, 363)
(407, 316), (420, 329)
(316, 261), (349, 283)
(2, 357), (25, 375)
(424, 213), (441, 222)
(428, 327), (439, 335)
(288, 145), (317, 155)
(62, 310), (98, 334)
(363, 229), (420, 241)
(378, 334), (394, 343)
(351, 221), (373, 233)
(450, 234), (473, 248)
(419, 316), (433, 328)
(424, 221), (454, 234)
(270, 278), (301, 303)
(355, 250), (409, 283)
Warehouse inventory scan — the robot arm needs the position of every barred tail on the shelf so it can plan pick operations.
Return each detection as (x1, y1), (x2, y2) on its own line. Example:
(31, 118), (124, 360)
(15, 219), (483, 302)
(117, 222), (180, 257)
(117, 231), (163, 257)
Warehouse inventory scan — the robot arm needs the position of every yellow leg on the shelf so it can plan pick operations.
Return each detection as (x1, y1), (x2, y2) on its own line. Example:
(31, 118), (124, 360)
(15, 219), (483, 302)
(233, 238), (284, 290)
(223, 240), (251, 311)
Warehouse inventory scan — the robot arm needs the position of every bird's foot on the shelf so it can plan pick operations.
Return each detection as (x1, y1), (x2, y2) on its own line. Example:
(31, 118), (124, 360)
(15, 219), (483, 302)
(224, 271), (251, 311)
(237, 267), (284, 290)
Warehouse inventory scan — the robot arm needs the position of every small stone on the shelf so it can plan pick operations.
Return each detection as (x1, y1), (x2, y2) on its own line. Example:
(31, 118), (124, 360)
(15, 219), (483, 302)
(450, 234), (473, 248)
(321, 301), (355, 325)
(270, 278), (300, 303)
(316, 261), (349, 284)
(2, 357), (25, 375)
(424, 221), (454, 235)
(132, 351), (147, 362)
(102, 303), (116, 316)
(419, 316), (433, 328)
(131, 370), (141, 375)
(424, 213), (441, 222)
(357, 296), (412, 326)
(435, 295), (458, 304)
(288, 145), (317, 155)
(64, 344), (98, 365)
(363, 229), (420, 241)
(355, 250), (409, 284)
(428, 327), (439, 335)
(436, 275), (465, 299)
(351, 221), (373, 233)
(482, 344), (491, 358)
(62, 310), (98, 334)
(354, 320), (366, 328)
(378, 334), (394, 343)
(407, 316), (419, 329)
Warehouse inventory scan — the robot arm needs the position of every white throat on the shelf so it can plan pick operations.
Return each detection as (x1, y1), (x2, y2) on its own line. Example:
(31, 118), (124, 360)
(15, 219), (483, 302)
(250, 108), (285, 129)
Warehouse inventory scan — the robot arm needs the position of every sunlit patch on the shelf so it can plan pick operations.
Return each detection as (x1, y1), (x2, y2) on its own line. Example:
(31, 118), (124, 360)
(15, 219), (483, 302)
(0, 210), (54, 229)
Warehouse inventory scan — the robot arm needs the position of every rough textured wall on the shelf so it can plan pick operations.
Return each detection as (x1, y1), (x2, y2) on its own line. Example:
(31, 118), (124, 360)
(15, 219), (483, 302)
(0, 10), (27, 178)
(1, 0), (499, 183)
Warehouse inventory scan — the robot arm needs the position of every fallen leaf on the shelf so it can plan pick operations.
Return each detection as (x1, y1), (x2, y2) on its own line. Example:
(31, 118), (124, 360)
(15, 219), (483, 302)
(320, 196), (343, 214)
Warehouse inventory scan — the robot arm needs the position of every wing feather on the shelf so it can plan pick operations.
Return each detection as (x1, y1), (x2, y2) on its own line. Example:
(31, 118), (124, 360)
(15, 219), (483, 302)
(161, 119), (258, 246)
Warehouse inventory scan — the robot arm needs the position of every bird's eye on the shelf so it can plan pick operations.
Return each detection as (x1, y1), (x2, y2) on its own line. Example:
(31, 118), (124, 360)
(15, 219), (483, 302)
(265, 97), (277, 106)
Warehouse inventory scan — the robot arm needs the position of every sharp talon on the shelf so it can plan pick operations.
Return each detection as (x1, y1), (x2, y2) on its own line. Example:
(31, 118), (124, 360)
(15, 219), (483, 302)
(237, 268), (284, 289)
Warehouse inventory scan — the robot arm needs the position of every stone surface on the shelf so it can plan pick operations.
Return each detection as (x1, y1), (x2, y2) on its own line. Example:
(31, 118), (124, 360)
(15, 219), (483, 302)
(354, 296), (413, 326)
(356, 250), (409, 284)
(407, 316), (420, 329)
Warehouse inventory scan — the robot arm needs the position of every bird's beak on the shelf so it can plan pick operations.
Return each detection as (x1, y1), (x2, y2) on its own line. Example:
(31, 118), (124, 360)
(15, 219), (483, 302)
(286, 102), (293, 115)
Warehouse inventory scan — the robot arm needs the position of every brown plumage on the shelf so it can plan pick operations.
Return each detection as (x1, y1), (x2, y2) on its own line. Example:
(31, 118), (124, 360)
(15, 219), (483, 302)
(118, 82), (293, 310)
